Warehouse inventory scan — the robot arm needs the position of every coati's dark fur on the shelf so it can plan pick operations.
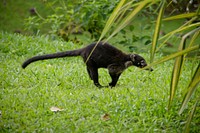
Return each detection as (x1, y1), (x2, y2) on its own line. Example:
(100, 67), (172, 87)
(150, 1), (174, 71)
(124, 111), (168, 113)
(22, 42), (153, 87)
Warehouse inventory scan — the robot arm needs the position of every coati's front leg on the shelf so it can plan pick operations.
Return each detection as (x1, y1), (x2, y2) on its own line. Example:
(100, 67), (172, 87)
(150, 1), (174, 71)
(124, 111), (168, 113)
(109, 73), (121, 87)
(108, 64), (125, 87)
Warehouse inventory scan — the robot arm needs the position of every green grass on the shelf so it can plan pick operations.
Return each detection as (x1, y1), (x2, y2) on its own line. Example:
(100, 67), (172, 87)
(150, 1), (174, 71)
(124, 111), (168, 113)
(0, 32), (199, 132)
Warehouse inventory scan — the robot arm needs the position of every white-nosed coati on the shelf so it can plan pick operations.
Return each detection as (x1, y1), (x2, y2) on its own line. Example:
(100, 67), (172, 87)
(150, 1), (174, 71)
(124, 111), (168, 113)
(22, 42), (153, 87)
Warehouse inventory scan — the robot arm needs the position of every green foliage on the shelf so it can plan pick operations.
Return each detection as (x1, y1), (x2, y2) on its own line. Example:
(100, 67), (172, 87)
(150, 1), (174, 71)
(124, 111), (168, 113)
(1, 32), (200, 132)
(25, 0), (118, 41)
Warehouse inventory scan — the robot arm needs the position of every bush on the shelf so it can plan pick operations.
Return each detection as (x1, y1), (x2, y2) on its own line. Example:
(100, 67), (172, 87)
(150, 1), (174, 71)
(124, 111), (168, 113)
(25, 0), (119, 41)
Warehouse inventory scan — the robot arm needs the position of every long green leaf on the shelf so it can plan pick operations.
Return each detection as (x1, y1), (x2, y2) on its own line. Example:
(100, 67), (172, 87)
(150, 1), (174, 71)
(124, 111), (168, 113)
(114, 0), (136, 26)
(179, 64), (200, 114)
(168, 27), (200, 109)
(184, 100), (198, 133)
(105, 0), (154, 42)
(188, 29), (200, 48)
(142, 45), (200, 70)
(157, 22), (200, 51)
(98, 0), (126, 42)
(168, 43), (185, 109)
(150, 0), (165, 63)
(163, 12), (199, 21)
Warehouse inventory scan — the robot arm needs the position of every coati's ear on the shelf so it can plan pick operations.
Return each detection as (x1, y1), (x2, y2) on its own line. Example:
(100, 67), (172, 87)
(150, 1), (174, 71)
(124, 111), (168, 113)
(130, 54), (136, 62)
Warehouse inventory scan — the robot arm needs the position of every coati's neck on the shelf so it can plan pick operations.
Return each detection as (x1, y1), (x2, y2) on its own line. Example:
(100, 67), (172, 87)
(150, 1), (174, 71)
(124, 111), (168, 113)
(125, 61), (133, 68)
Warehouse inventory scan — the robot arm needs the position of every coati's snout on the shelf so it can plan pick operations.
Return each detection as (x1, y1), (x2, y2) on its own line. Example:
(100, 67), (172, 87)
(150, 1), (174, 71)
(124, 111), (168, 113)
(139, 62), (153, 71)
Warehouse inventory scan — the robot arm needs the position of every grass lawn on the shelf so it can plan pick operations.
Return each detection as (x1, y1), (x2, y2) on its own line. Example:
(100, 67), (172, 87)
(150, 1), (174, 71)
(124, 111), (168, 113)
(0, 32), (199, 132)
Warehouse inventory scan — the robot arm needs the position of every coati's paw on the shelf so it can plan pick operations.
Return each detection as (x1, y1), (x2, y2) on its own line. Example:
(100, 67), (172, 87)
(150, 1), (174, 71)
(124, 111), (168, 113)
(95, 83), (103, 88)
(109, 83), (116, 88)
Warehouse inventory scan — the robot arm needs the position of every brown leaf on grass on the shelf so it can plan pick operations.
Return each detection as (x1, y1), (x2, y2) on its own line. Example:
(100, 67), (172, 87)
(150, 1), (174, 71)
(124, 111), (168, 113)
(101, 113), (110, 121)
(50, 106), (64, 112)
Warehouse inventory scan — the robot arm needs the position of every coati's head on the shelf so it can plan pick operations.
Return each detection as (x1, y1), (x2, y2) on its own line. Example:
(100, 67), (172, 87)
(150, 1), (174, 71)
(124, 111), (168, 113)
(130, 54), (153, 71)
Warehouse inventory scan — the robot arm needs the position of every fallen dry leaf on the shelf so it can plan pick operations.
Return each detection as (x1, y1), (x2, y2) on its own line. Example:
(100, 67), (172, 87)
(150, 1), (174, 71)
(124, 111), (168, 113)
(50, 106), (64, 112)
(101, 113), (110, 121)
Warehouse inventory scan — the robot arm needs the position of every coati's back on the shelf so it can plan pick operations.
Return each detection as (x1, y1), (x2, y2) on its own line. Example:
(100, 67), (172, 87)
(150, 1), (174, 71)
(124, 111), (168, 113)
(22, 42), (126, 68)
(85, 42), (128, 67)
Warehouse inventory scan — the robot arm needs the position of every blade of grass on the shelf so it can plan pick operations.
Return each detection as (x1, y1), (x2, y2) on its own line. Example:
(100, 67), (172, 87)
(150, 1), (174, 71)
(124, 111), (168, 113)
(188, 29), (200, 48)
(114, 0), (136, 26)
(168, 27), (199, 109)
(105, 0), (154, 42)
(98, 0), (126, 42)
(150, 0), (165, 63)
(183, 100), (198, 133)
(169, 46), (185, 109)
(142, 45), (200, 70)
(162, 12), (199, 21)
(179, 64), (200, 114)
(156, 21), (200, 52)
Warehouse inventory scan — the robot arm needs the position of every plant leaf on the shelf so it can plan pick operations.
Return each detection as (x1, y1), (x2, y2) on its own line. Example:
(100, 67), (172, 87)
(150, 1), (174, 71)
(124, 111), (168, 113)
(157, 21), (200, 52)
(162, 12), (199, 21)
(105, 0), (153, 42)
(142, 45), (200, 70)
(179, 63), (200, 114)
(184, 100), (198, 133)
(98, 0), (126, 42)
(188, 29), (200, 48)
(168, 28), (195, 109)
(150, 0), (165, 63)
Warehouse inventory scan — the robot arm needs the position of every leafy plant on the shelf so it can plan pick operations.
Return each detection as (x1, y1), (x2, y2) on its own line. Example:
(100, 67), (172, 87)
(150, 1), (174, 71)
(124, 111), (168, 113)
(25, 0), (118, 41)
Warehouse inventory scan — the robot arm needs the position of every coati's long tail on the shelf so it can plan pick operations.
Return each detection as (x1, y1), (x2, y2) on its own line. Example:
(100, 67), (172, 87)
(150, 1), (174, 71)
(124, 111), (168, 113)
(22, 49), (82, 69)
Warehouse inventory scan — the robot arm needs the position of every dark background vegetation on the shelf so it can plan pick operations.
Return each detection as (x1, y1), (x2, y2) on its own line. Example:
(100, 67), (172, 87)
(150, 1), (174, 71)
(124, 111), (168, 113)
(1, 0), (198, 54)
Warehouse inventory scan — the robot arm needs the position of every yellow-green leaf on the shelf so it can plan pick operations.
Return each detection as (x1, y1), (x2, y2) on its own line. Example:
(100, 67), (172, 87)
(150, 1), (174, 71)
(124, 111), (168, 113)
(105, 0), (153, 42)
(142, 45), (200, 70)
(98, 0), (126, 42)
(179, 64), (200, 114)
(150, 0), (165, 63)
(163, 12), (199, 21)
(183, 100), (198, 133)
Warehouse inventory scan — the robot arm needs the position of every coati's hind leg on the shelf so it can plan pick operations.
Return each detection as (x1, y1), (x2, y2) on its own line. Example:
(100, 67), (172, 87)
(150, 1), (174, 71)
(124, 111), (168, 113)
(86, 66), (102, 88)
(108, 64), (124, 87)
